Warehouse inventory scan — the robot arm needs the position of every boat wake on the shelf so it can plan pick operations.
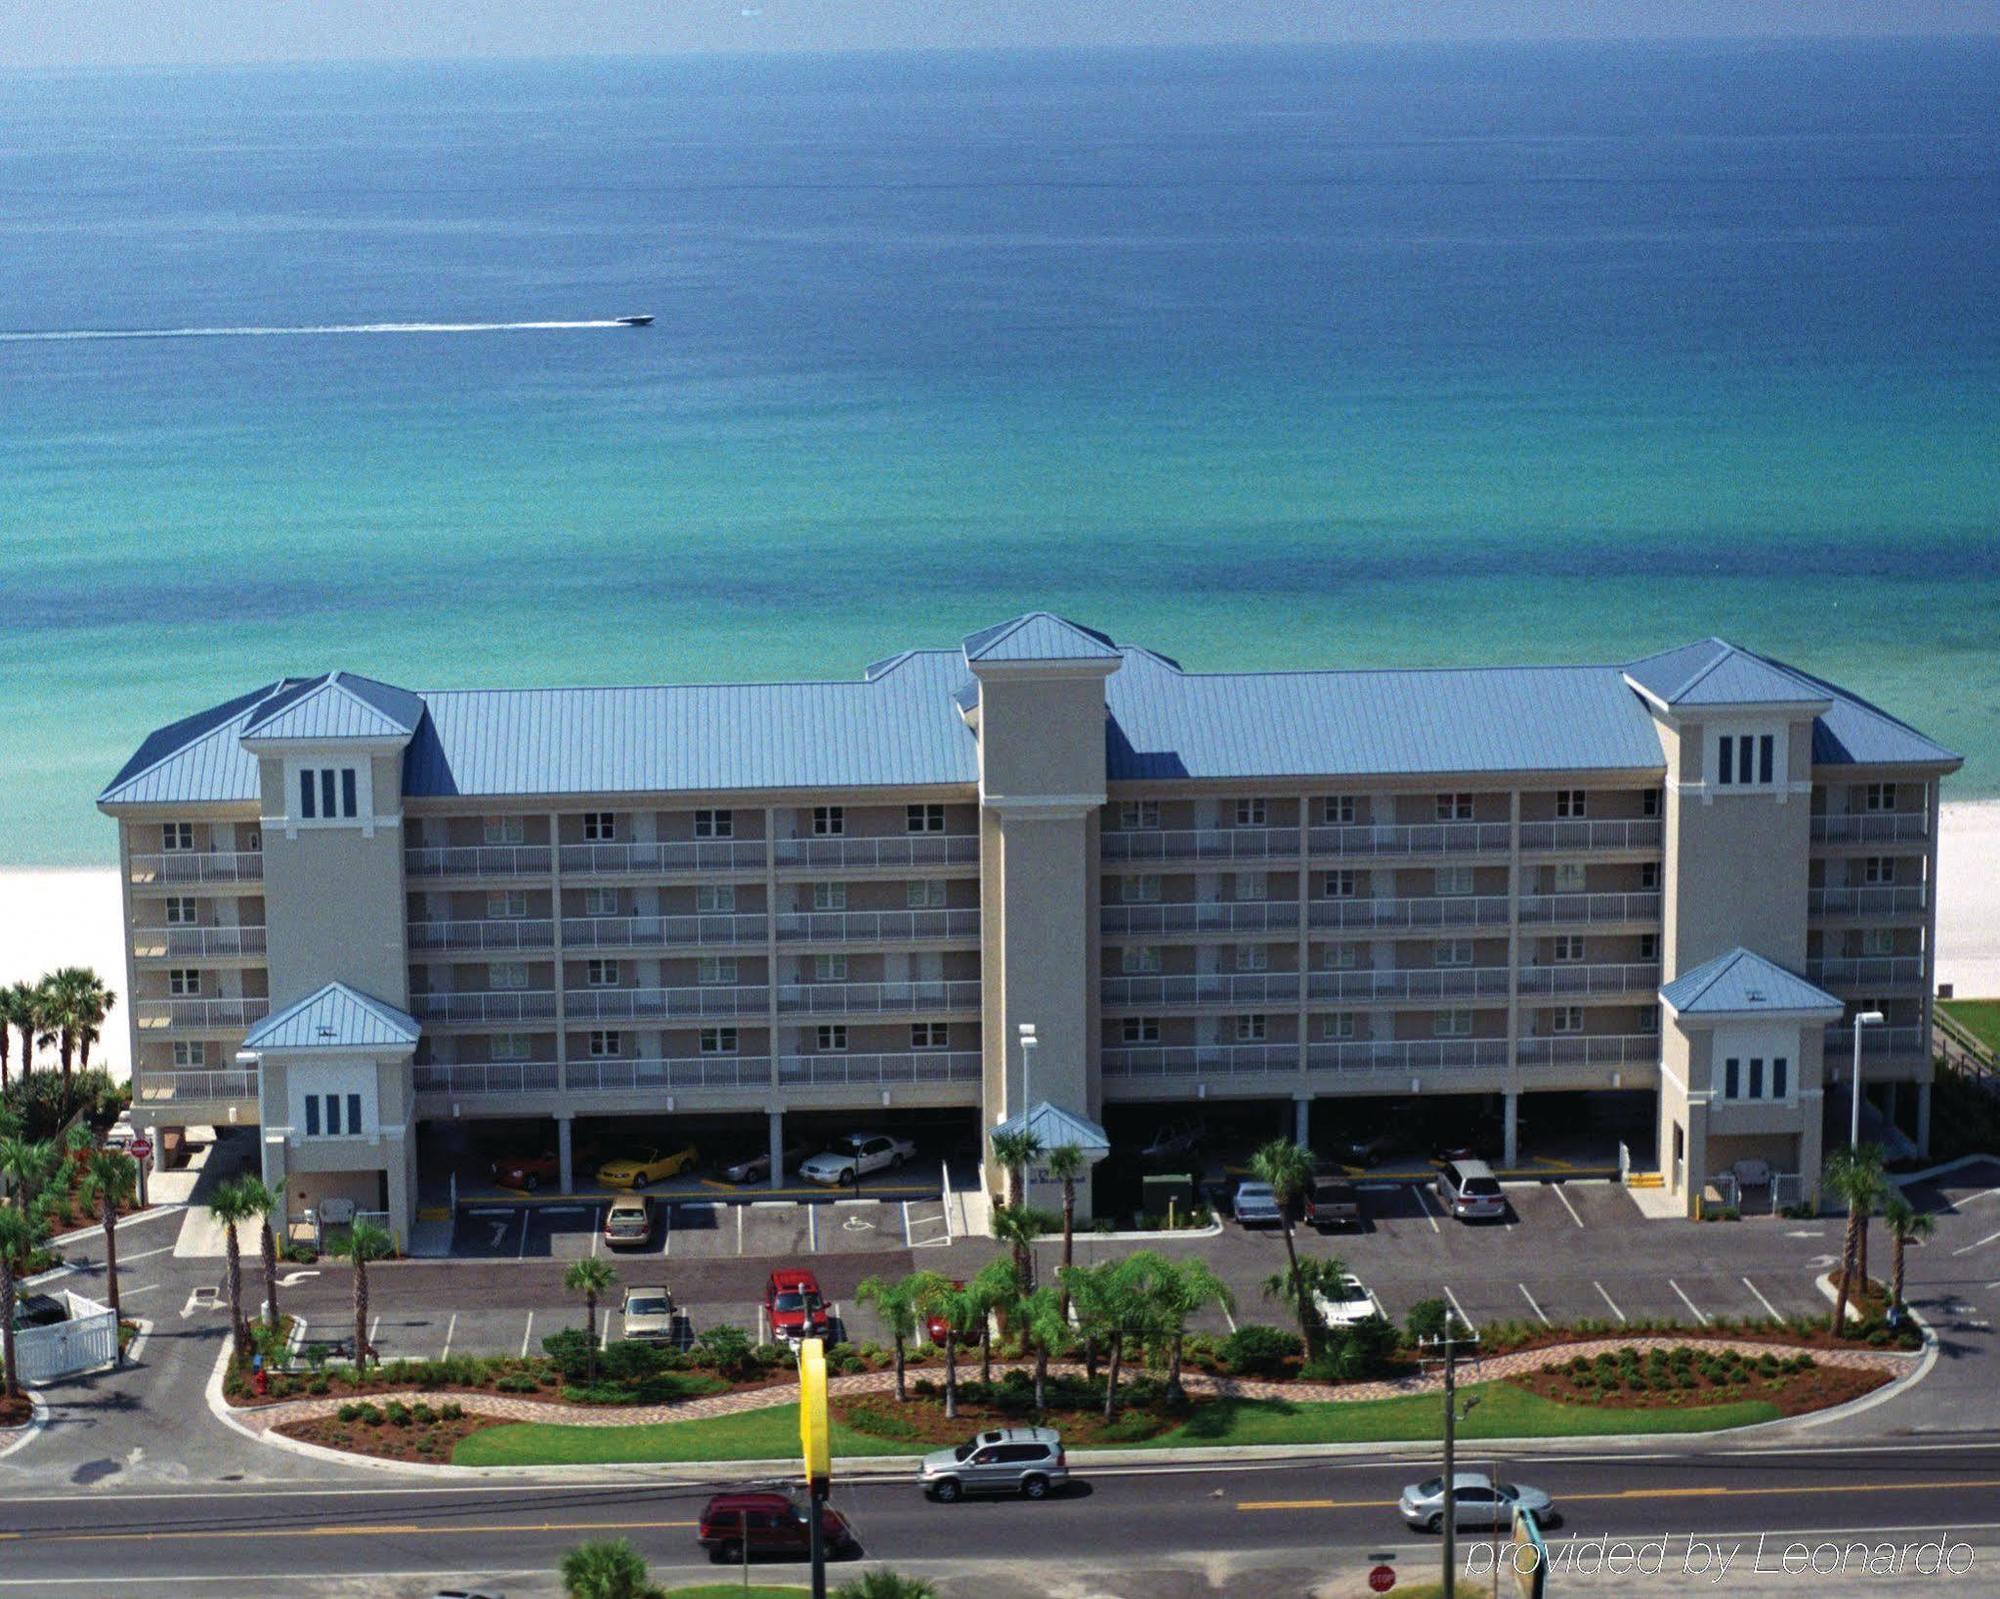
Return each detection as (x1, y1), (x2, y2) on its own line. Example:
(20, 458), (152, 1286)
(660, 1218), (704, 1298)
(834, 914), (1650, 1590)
(0, 319), (635, 342)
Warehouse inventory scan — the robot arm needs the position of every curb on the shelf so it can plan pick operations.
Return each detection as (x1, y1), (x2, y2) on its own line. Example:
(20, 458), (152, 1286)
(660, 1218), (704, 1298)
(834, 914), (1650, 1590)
(0, 1390), (50, 1463)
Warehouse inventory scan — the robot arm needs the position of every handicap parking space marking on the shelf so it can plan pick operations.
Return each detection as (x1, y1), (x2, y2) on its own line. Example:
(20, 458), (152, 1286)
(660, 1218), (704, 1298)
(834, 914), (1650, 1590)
(1742, 1276), (1783, 1321)
(1593, 1280), (1628, 1323)
(1668, 1278), (1710, 1326)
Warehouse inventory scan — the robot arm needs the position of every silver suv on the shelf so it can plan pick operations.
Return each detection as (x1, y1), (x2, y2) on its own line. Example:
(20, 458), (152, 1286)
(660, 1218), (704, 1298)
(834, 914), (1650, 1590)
(920, 1427), (1068, 1501)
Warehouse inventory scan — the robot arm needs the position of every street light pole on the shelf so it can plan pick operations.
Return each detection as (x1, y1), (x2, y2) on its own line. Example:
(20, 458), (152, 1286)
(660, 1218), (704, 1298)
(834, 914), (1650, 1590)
(1849, 1009), (1884, 1149)
(1420, 1309), (1481, 1599)
(1017, 1022), (1037, 1122)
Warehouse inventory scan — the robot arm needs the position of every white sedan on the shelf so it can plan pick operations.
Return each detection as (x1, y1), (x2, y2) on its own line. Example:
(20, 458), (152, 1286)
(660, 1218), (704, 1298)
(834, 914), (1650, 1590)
(1312, 1272), (1384, 1328)
(798, 1132), (917, 1187)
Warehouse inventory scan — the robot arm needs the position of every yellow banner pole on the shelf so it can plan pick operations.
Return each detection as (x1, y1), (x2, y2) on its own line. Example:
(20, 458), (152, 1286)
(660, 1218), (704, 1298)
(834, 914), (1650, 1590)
(799, 1336), (831, 1599)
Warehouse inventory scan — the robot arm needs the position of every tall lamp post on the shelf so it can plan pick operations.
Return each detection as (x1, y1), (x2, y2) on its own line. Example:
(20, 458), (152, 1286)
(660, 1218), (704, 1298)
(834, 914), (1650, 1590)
(1849, 1009), (1885, 1149)
(1017, 1022), (1037, 1122)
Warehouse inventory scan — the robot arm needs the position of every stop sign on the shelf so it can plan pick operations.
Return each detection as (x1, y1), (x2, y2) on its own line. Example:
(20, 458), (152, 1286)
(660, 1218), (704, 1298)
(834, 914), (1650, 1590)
(1368, 1564), (1396, 1593)
(127, 1137), (153, 1161)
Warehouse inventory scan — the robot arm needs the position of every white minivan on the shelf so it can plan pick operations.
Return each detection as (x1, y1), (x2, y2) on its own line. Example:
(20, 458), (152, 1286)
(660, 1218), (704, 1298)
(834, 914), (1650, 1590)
(1436, 1158), (1507, 1221)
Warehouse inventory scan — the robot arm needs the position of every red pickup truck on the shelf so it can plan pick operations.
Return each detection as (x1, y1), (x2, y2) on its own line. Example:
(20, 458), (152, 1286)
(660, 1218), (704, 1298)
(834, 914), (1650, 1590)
(764, 1268), (830, 1343)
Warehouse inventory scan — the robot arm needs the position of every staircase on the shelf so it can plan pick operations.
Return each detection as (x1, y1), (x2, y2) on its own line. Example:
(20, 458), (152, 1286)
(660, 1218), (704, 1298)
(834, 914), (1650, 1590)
(1624, 1170), (1665, 1189)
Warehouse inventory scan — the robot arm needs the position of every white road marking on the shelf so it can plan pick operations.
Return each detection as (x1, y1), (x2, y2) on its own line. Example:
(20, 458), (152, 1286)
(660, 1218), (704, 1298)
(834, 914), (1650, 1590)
(520, 1310), (535, 1359)
(737, 1206), (745, 1255)
(118, 1282), (159, 1297)
(1592, 1280), (1626, 1323)
(901, 1200), (912, 1247)
(1414, 1186), (1441, 1234)
(1742, 1276), (1783, 1320)
(1443, 1285), (1472, 1331)
(1668, 1278), (1710, 1326)
(660, 1208), (672, 1257)
(809, 1202), (818, 1253)
(1551, 1185), (1585, 1229)
(1219, 1298), (1238, 1333)
(516, 1211), (529, 1259)
(1951, 1227), (2000, 1256)
(114, 1244), (178, 1268)
(368, 1313), (382, 1347)
(1518, 1284), (1550, 1325)
(592, 1207), (603, 1257)
(440, 1312), (457, 1360)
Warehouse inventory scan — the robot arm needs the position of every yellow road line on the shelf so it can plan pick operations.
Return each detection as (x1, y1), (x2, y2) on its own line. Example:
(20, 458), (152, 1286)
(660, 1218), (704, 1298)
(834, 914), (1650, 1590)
(1237, 1479), (2000, 1513)
(21, 1519), (700, 1546)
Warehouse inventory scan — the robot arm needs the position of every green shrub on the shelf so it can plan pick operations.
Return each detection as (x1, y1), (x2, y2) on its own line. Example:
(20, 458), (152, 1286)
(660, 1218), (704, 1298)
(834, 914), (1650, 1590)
(496, 1372), (539, 1393)
(441, 1401), (464, 1421)
(694, 1324), (755, 1378)
(1404, 1298), (1451, 1345)
(1221, 1324), (1302, 1378)
(385, 1400), (412, 1427)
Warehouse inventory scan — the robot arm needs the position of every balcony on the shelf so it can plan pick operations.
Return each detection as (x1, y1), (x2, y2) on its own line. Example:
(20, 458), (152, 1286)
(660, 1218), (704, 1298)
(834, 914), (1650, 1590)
(1517, 892), (1661, 925)
(413, 1062), (560, 1096)
(1306, 1039), (1508, 1072)
(405, 845), (553, 877)
(1811, 815), (1929, 845)
(409, 918), (556, 952)
(410, 990), (558, 1024)
(1809, 886), (1929, 919)
(1101, 901), (1300, 936)
(774, 910), (981, 944)
(560, 840), (766, 875)
(1823, 1023), (1927, 1057)
(132, 925), (267, 960)
(780, 1051), (981, 1086)
(773, 835), (978, 871)
(1515, 963), (1662, 997)
(565, 1057), (775, 1093)
(1308, 895), (1510, 932)
(1100, 973), (1302, 1008)
(135, 997), (269, 1031)
(1100, 827), (1301, 864)
(128, 850), (263, 885)
(776, 980), (982, 1016)
(564, 985), (769, 1021)
(1308, 967), (1511, 1002)
(1102, 1043), (1298, 1078)
(1307, 822), (1512, 858)
(1807, 956), (1927, 988)
(134, 1068), (257, 1103)
(1519, 820), (1663, 852)
(562, 914), (770, 949)
(1516, 1034), (1659, 1067)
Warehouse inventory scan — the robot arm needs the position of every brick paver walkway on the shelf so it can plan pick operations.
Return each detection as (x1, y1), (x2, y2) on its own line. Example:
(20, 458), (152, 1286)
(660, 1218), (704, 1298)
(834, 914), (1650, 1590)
(235, 1336), (1913, 1437)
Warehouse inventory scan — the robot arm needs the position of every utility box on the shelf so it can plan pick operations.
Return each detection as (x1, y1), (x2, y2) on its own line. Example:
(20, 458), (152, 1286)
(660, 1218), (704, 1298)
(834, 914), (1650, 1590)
(1142, 1172), (1195, 1223)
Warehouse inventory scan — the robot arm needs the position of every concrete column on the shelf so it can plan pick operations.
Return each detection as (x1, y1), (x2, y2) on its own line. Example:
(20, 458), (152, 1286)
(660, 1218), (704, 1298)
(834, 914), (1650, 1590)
(768, 1106), (785, 1192)
(1502, 1090), (1519, 1169)
(1915, 1080), (1932, 1157)
(384, 1152), (412, 1254)
(557, 1114), (574, 1195)
(1293, 1094), (1310, 1148)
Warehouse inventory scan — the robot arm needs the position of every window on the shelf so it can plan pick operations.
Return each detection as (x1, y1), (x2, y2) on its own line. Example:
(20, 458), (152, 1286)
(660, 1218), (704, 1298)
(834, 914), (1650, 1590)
(1552, 934), (1586, 964)
(1121, 801), (1160, 830)
(1237, 943), (1270, 972)
(1638, 1004), (1659, 1035)
(814, 881), (848, 911)
(1235, 797), (1268, 827)
(164, 896), (196, 925)
(1639, 861), (1660, 891)
(168, 968), (201, 996)
(911, 1022), (948, 1049)
(1556, 789), (1587, 818)
(1862, 856), (1894, 885)
(1862, 927), (1895, 957)
(1716, 735), (1733, 786)
(698, 956), (738, 985)
(484, 815), (525, 845)
(1322, 795), (1357, 825)
(1321, 1012), (1357, 1040)
(1324, 942), (1360, 969)
(585, 887), (620, 917)
(814, 954), (848, 982)
(1234, 871), (1267, 902)
(1122, 1016), (1160, 1044)
(309, 1092), (362, 1138)
(1553, 862), (1587, 893)
(171, 1040), (205, 1068)
(1715, 733), (1776, 788)
(697, 883), (736, 913)
(492, 961), (529, 990)
(297, 767), (359, 821)
(493, 1033), (530, 1061)
(305, 1096), (319, 1137)
(585, 959), (619, 987)
(1864, 783), (1897, 813)
(699, 1027), (738, 1054)
(1235, 1014), (1267, 1042)
(1759, 734), (1774, 784)
(1772, 1056), (1789, 1098)
(812, 806), (844, 836)
(1552, 1005), (1584, 1034)
(163, 822), (195, 851)
(1435, 1009), (1473, 1037)
(1123, 874), (1162, 904)
(1437, 793), (1474, 822)
(1434, 939), (1474, 967)
(816, 1024), (848, 1051)
(342, 769), (358, 818)
(298, 769), (314, 819)
(1638, 932), (1659, 961)
(906, 879), (945, 909)
(906, 804), (945, 833)
(1725, 1058), (1741, 1098)
(1122, 944), (1162, 974)
(487, 890), (527, 919)
(693, 808), (734, 838)
(1434, 865), (1474, 896)
(1748, 1057), (1765, 1098)
(1323, 870), (1358, 899)
(588, 1030), (622, 1058)
(578, 811), (614, 841)
(1641, 788), (1661, 818)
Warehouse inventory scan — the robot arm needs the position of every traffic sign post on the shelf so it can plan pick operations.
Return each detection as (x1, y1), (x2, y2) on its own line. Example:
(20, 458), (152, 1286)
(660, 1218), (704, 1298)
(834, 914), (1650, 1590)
(1368, 1563), (1397, 1592)
(799, 1336), (831, 1599)
(129, 1137), (153, 1207)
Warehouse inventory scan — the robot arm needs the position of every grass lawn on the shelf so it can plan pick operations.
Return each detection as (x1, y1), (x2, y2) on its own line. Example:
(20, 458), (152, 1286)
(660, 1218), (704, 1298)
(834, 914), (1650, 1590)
(1940, 998), (2000, 1055)
(658, 1588), (807, 1598)
(453, 1383), (1780, 1467)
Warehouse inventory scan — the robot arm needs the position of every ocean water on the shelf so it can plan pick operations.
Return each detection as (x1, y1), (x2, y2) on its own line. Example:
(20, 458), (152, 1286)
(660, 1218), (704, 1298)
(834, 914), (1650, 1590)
(1, 41), (1996, 866)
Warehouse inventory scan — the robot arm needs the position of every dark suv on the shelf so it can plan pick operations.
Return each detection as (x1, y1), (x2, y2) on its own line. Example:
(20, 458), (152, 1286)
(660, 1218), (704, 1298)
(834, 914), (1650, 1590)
(698, 1491), (856, 1564)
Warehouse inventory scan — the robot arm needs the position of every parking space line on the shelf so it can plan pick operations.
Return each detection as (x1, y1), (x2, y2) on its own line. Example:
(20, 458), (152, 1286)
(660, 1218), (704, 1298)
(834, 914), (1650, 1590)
(1443, 1285), (1471, 1331)
(441, 1312), (457, 1360)
(1669, 1278), (1710, 1326)
(368, 1314), (381, 1349)
(901, 1201), (911, 1247)
(736, 1207), (745, 1256)
(1743, 1276), (1783, 1321)
(661, 1207), (672, 1257)
(116, 1244), (179, 1268)
(516, 1210), (529, 1260)
(1518, 1284), (1550, 1326)
(1414, 1187), (1441, 1234)
(120, 1282), (159, 1297)
(1220, 1299), (1238, 1334)
(809, 1204), (818, 1253)
(1551, 1186), (1586, 1229)
(592, 1207), (602, 1257)
(1593, 1281), (1627, 1323)
(1952, 1228), (2000, 1257)
(520, 1311), (534, 1359)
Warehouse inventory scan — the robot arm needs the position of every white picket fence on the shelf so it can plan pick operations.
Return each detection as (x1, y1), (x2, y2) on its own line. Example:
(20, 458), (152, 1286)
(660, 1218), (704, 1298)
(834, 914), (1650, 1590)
(12, 1290), (119, 1384)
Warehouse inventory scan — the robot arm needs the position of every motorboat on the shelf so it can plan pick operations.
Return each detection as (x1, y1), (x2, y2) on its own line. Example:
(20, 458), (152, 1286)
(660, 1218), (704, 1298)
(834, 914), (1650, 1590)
(615, 314), (655, 327)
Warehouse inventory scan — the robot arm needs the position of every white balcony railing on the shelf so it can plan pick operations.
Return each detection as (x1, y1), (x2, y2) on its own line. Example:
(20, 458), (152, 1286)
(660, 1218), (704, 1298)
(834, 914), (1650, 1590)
(561, 914), (769, 949)
(1517, 892), (1662, 925)
(1307, 822), (1512, 858)
(1307, 967), (1512, 1002)
(779, 1051), (981, 1086)
(1100, 827), (1301, 863)
(134, 997), (270, 1031)
(1823, 1023), (1927, 1057)
(564, 985), (770, 1021)
(1307, 1039), (1509, 1072)
(1100, 973), (1301, 1008)
(1515, 1034), (1660, 1067)
(1308, 895), (1511, 931)
(1809, 886), (1929, 918)
(1519, 819), (1663, 852)
(128, 850), (263, 885)
(773, 835), (979, 870)
(560, 840), (766, 875)
(1811, 814), (1929, 845)
(776, 980), (981, 1015)
(408, 918), (556, 952)
(1102, 1043), (1299, 1078)
(1515, 963), (1662, 996)
(410, 990), (559, 1024)
(1102, 902), (1300, 936)
(135, 1068), (257, 1103)
(1807, 956), (1927, 988)
(404, 845), (553, 877)
(565, 1057), (775, 1093)
(774, 910), (982, 944)
(132, 925), (267, 959)
(413, 1062), (560, 1096)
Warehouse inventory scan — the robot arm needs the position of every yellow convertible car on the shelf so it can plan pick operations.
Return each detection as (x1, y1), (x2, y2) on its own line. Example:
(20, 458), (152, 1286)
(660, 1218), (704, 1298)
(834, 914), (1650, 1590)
(595, 1143), (699, 1189)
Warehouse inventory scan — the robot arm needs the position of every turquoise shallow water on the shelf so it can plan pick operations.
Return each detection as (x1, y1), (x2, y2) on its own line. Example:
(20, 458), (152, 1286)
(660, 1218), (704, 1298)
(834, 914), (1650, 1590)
(1, 42), (1997, 864)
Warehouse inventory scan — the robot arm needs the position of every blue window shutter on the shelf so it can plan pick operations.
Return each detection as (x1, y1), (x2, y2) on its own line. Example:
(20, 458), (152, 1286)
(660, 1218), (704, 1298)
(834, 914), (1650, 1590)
(341, 769), (358, 818)
(305, 1096), (320, 1136)
(347, 1092), (362, 1132)
(300, 770), (316, 819)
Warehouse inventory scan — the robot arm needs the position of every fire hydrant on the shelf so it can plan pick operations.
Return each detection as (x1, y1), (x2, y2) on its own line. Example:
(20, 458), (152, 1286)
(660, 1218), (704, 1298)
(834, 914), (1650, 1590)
(252, 1353), (267, 1396)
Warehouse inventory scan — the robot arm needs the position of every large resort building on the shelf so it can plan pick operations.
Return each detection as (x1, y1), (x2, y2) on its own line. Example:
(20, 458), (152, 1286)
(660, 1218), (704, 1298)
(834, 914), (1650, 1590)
(101, 615), (1956, 1242)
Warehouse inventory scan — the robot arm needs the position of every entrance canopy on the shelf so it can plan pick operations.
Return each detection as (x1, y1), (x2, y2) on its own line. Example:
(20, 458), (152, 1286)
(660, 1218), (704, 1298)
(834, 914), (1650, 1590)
(993, 1100), (1110, 1159)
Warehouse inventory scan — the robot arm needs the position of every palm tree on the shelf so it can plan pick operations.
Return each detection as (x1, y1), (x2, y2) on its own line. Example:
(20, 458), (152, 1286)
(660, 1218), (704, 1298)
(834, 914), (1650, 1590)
(1043, 1144), (1087, 1318)
(990, 1127), (1043, 1208)
(1882, 1192), (1935, 1315)
(233, 1178), (284, 1331)
(564, 1257), (618, 1381)
(208, 1177), (259, 1365)
(558, 1537), (653, 1599)
(1824, 1144), (1886, 1332)
(80, 1150), (138, 1355)
(1066, 1259), (1140, 1421)
(913, 1274), (981, 1420)
(0, 1136), (59, 1210)
(332, 1217), (393, 1372)
(1020, 1284), (1069, 1418)
(968, 1257), (1018, 1383)
(1, 982), (40, 1085)
(1125, 1251), (1233, 1406)
(1249, 1137), (1320, 1357)
(856, 1271), (927, 1402)
(990, 1202), (1054, 1297)
(0, 1205), (42, 1401)
(1263, 1254), (1351, 1357)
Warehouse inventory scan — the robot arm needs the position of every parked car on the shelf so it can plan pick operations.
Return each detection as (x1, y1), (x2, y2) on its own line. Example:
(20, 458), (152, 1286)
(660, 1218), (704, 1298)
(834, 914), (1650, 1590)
(602, 1193), (655, 1247)
(720, 1139), (809, 1185)
(1399, 1470), (1557, 1532)
(1436, 1157), (1508, 1221)
(1305, 1173), (1361, 1229)
(798, 1132), (916, 1187)
(1231, 1179), (1283, 1226)
(490, 1150), (559, 1191)
(1141, 1119), (1205, 1163)
(1311, 1272), (1383, 1328)
(698, 1490), (857, 1564)
(924, 1280), (968, 1347)
(620, 1284), (677, 1343)
(596, 1143), (699, 1190)
(921, 1426), (1069, 1501)
(765, 1268), (831, 1342)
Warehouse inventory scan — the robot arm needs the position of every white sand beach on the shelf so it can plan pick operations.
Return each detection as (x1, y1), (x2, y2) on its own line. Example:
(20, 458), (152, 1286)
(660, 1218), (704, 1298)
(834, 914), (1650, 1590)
(1937, 801), (2000, 999)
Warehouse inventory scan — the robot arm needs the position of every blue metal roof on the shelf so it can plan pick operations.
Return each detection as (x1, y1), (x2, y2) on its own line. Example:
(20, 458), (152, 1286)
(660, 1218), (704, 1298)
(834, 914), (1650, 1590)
(992, 1100), (1111, 1155)
(963, 613), (1120, 664)
(242, 982), (421, 1051)
(243, 672), (427, 742)
(1625, 639), (1826, 708)
(1660, 949), (1842, 1017)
